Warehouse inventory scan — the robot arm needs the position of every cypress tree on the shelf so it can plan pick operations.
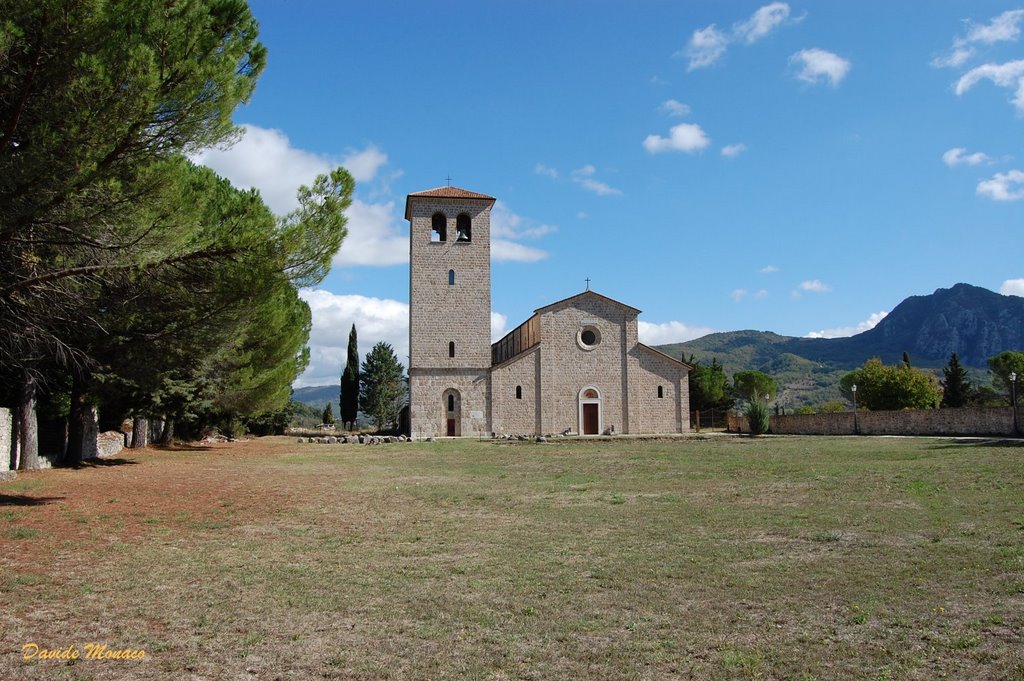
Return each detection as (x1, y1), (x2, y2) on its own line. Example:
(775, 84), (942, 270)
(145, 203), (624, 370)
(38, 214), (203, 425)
(941, 352), (971, 408)
(340, 324), (360, 430)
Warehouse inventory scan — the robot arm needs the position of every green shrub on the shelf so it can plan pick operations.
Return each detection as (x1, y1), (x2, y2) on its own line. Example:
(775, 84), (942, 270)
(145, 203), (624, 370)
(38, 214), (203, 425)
(819, 400), (847, 413)
(745, 396), (771, 435)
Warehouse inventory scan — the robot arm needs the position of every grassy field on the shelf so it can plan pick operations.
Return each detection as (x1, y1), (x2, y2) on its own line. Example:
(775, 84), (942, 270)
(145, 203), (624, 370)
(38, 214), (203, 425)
(1, 435), (1022, 679)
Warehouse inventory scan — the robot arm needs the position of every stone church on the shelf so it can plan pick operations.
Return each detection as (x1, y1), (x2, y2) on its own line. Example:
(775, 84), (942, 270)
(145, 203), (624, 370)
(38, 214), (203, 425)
(406, 185), (691, 439)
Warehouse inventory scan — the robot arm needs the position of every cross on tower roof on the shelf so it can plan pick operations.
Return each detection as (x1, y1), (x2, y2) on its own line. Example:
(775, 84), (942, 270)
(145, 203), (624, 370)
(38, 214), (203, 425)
(585, 277), (591, 290)
(445, 175), (453, 187)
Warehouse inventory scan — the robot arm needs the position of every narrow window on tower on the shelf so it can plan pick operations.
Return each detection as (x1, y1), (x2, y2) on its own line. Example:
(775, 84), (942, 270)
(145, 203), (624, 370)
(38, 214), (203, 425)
(449, 341), (455, 358)
(658, 385), (664, 399)
(431, 212), (447, 242)
(516, 385), (522, 400)
(456, 213), (472, 242)
(448, 269), (455, 286)
(448, 394), (455, 412)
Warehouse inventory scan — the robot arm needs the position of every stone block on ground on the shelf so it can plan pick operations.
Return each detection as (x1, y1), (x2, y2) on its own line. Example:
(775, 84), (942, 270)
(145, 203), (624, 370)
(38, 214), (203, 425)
(96, 431), (125, 459)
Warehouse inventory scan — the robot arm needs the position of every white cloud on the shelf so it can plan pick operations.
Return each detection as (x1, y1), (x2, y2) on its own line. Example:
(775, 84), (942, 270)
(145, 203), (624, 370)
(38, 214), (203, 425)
(1000, 278), (1024, 296)
(934, 9), (1024, 69)
(967, 9), (1024, 44)
(977, 169), (1024, 201)
(643, 123), (711, 154)
(732, 288), (768, 303)
(489, 200), (556, 261)
(638, 320), (716, 345)
(684, 24), (729, 71)
(660, 99), (691, 117)
(932, 46), (975, 69)
(570, 165), (622, 196)
(491, 312), (509, 342)
(734, 2), (791, 44)
(799, 279), (832, 293)
(805, 311), (888, 339)
(194, 125), (411, 268)
(332, 199), (408, 267)
(491, 201), (557, 240)
(341, 145), (387, 183)
(956, 59), (1024, 113)
(492, 240), (549, 263)
(721, 143), (748, 158)
(943, 147), (991, 167)
(296, 290), (409, 387)
(535, 163), (558, 180)
(193, 124), (335, 215)
(760, 265), (779, 274)
(682, 4), (795, 71)
(790, 48), (851, 87)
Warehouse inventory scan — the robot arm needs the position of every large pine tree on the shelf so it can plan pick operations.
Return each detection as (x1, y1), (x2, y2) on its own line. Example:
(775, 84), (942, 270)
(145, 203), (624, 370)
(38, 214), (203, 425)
(340, 324), (360, 430)
(359, 342), (404, 432)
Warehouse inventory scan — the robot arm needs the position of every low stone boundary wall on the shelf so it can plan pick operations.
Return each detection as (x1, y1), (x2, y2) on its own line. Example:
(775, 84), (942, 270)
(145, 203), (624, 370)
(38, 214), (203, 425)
(729, 406), (1018, 437)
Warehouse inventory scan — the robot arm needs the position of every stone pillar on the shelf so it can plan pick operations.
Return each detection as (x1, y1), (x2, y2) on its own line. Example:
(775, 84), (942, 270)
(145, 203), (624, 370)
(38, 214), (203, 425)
(0, 408), (11, 473)
(81, 406), (99, 460)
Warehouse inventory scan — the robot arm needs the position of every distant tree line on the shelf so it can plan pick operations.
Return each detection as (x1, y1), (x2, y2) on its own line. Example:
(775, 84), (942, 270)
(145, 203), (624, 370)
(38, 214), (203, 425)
(838, 351), (1024, 412)
(687, 351), (1023, 419)
(1, 0), (352, 467)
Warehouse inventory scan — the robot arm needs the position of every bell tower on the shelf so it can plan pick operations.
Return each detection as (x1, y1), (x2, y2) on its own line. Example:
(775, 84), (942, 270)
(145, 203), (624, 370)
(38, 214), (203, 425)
(405, 186), (495, 438)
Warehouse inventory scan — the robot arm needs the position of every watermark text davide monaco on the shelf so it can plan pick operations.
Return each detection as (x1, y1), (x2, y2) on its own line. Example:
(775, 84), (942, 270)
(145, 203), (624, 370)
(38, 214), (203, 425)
(22, 642), (145, 661)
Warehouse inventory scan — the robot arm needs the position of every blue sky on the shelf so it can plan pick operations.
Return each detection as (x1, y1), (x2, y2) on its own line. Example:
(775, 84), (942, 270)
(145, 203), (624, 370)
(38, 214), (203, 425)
(195, 2), (1024, 387)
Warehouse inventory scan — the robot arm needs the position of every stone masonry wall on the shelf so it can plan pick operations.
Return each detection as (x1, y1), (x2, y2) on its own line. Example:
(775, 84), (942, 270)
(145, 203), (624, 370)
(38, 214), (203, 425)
(490, 347), (541, 435)
(630, 347), (690, 434)
(0, 408), (10, 472)
(729, 406), (1017, 436)
(409, 197), (492, 369)
(409, 368), (490, 438)
(538, 296), (631, 435)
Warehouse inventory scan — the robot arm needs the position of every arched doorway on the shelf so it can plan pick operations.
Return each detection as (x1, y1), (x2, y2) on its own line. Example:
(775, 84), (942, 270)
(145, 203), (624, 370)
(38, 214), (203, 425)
(442, 389), (461, 436)
(578, 386), (602, 435)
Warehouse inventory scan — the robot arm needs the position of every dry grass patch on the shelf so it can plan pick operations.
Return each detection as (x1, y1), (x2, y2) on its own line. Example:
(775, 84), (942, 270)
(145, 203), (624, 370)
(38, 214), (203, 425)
(1, 435), (1022, 679)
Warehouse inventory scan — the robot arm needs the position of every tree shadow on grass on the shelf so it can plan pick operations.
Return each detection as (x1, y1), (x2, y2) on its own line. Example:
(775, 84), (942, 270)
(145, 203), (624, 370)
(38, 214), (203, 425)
(153, 443), (216, 452)
(58, 457), (140, 469)
(0, 494), (66, 506)
(927, 438), (1023, 449)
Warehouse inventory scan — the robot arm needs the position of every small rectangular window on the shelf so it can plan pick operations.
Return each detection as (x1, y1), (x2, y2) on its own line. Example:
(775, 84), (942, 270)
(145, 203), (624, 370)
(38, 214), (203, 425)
(657, 385), (664, 399)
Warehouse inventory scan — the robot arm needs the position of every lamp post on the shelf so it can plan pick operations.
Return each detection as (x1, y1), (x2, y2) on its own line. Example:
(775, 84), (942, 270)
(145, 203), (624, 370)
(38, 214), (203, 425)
(1011, 372), (1019, 436)
(852, 384), (858, 435)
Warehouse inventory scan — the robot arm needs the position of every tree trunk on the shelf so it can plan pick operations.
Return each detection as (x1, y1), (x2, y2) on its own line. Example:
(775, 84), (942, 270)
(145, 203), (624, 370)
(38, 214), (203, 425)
(130, 416), (148, 448)
(17, 372), (40, 470)
(66, 374), (88, 465)
(158, 417), (174, 445)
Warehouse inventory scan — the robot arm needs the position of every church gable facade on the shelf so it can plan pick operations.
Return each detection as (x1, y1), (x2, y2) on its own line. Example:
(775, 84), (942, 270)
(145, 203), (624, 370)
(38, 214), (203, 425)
(406, 186), (690, 439)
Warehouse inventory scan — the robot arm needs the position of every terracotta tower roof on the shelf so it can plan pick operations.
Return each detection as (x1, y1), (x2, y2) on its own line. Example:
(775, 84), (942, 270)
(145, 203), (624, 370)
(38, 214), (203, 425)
(404, 186), (496, 220)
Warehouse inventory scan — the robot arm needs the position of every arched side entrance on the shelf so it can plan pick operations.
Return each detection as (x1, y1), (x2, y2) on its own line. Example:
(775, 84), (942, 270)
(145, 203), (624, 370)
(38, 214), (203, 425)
(578, 386), (603, 436)
(442, 389), (461, 437)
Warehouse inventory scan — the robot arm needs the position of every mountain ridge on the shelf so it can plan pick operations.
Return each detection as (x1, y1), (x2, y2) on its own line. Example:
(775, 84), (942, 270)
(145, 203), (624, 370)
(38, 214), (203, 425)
(654, 283), (1023, 406)
(292, 284), (1022, 410)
